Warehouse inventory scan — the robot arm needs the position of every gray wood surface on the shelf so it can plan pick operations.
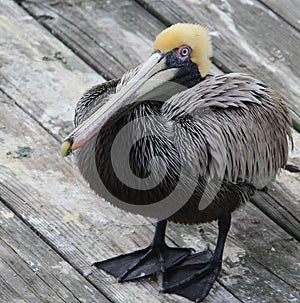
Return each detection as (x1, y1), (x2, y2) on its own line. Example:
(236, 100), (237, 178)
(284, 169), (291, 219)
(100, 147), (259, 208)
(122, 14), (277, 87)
(1, 0), (299, 302)
(260, 0), (300, 31)
(21, 0), (164, 79)
(0, 202), (110, 303)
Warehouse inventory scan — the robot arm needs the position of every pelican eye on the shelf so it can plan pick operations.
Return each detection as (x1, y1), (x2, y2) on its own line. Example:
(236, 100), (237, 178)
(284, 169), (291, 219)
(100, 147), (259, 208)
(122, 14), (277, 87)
(178, 45), (191, 58)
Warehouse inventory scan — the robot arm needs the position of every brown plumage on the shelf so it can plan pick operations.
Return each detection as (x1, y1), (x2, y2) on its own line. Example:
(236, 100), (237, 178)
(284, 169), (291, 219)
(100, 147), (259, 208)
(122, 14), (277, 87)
(62, 24), (292, 302)
(74, 71), (291, 224)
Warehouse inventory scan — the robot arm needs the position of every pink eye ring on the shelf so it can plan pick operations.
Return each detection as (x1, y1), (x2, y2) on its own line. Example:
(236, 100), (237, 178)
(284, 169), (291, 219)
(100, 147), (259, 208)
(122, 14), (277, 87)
(178, 45), (192, 58)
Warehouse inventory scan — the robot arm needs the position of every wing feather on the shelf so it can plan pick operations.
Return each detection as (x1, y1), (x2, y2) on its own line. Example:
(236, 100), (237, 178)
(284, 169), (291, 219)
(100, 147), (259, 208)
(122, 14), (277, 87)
(74, 65), (142, 127)
(74, 79), (119, 127)
(163, 73), (292, 189)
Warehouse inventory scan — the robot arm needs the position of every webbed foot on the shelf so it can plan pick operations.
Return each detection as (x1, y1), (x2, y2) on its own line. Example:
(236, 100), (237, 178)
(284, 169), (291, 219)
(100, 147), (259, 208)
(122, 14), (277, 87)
(161, 249), (221, 302)
(93, 244), (192, 282)
(161, 214), (231, 302)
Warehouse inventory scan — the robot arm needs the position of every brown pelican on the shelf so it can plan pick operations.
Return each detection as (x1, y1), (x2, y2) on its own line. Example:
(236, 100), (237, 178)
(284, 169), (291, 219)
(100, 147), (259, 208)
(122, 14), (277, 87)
(61, 24), (292, 302)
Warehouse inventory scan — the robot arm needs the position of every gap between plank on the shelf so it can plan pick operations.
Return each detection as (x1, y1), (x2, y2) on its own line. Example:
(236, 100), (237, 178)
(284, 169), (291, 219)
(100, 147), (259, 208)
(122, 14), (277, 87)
(0, 182), (112, 303)
(14, 0), (112, 80)
(256, 0), (300, 33)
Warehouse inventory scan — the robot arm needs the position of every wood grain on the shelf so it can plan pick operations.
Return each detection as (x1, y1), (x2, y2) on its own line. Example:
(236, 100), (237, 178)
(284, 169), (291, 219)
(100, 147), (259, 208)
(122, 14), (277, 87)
(0, 203), (110, 303)
(0, 0), (104, 139)
(260, 0), (300, 31)
(21, 0), (165, 79)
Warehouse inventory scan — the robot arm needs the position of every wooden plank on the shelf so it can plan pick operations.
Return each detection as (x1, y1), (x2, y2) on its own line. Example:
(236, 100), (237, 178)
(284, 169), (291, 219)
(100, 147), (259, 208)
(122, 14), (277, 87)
(259, 0), (300, 31)
(20, 0), (165, 79)
(9, 0), (300, 244)
(134, 0), (300, 130)
(252, 184), (300, 242)
(0, 0), (104, 139)
(0, 203), (110, 303)
(0, 275), (30, 303)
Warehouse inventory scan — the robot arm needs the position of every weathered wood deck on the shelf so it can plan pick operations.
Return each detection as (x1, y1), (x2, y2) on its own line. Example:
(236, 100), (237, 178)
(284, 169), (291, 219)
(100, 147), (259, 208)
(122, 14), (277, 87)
(0, 0), (299, 302)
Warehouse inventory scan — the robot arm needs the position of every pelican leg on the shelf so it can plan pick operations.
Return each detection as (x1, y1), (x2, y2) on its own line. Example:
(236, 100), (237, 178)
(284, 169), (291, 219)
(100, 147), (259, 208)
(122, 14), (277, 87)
(161, 214), (231, 302)
(93, 220), (193, 282)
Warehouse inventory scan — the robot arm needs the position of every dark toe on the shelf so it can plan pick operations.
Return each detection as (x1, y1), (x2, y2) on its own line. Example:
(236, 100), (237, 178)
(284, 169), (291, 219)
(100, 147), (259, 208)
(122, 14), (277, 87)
(93, 245), (192, 282)
(162, 249), (221, 302)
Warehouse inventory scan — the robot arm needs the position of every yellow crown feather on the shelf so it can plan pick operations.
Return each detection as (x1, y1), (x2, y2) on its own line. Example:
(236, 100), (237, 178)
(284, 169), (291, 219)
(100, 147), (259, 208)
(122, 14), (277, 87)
(153, 23), (212, 77)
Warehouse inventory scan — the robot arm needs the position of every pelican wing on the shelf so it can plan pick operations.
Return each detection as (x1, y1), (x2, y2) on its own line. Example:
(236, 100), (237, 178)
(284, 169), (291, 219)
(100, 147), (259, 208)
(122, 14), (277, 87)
(74, 79), (120, 127)
(74, 65), (144, 127)
(163, 73), (292, 189)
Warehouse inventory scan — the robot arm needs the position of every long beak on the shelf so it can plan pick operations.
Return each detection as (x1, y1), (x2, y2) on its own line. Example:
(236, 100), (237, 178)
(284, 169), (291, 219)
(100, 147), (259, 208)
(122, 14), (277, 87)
(61, 52), (180, 157)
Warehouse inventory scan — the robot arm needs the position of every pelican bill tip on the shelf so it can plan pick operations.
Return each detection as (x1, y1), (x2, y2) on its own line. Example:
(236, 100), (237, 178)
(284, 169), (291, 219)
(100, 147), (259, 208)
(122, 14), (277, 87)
(61, 140), (72, 157)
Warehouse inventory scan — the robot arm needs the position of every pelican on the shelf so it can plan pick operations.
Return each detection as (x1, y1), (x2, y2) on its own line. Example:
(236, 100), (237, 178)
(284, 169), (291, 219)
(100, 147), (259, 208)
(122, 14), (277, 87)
(61, 24), (292, 302)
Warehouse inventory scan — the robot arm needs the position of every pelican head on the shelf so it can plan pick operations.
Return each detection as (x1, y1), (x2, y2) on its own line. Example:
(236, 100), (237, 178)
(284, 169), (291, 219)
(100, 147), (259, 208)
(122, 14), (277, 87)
(153, 23), (212, 77)
(61, 23), (212, 156)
